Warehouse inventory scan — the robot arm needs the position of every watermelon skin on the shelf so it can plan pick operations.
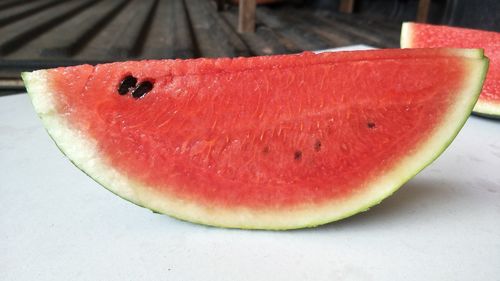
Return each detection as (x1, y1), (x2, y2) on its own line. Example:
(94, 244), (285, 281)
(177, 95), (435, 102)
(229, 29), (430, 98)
(401, 22), (500, 118)
(22, 49), (488, 229)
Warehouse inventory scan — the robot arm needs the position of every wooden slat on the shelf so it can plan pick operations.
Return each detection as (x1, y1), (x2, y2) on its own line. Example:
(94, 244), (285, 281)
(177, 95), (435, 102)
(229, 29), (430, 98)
(238, 0), (256, 33)
(170, 0), (198, 58)
(140, 0), (196, 59)
(0, 0), (96, 55)
(216, 0), (226, 11)
(108, 0), (156, 58)
(185, 0), (250, 57)
(75, 0), (154, 60)
(318, 11), (400, 47)
(296, 9), (399, 48)
(0, 0), (62, 27)
(416, 0), (431, 23)
(273, 8), (352, 48)
(0, 0), (36, 11)
(257, 7), (333, 51)
(221, 8), (297, 55)
(339, 0), (354, 13)
(323, 10), (401, 32)
(36, 0), (129, 57)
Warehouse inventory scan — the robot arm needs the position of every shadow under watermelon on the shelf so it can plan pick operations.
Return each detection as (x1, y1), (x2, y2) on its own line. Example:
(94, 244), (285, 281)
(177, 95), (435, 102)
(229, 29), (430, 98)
(307, 177), (464, 231)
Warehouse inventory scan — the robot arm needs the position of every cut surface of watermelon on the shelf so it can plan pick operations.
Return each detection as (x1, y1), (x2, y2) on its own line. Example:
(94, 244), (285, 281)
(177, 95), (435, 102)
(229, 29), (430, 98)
(23, 49), (488, 229)
(401, 22), (500, 118)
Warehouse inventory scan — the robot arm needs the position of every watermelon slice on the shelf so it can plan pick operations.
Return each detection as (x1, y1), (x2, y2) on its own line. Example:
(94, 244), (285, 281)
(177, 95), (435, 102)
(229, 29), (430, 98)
(401, 22), (500, 118)
(22, 49), (488, 229)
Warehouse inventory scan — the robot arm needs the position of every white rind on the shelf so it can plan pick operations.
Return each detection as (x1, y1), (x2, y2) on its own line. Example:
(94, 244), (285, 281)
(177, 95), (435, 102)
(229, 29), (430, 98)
(23, 57), (487, 230)
(473, 99), (500, 117)
(400, 22), (413, 49)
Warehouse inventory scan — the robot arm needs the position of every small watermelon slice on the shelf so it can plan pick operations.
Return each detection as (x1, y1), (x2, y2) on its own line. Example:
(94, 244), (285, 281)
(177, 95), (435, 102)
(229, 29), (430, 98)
(401, 22), (500, 118)
(22, 49), (488, 229)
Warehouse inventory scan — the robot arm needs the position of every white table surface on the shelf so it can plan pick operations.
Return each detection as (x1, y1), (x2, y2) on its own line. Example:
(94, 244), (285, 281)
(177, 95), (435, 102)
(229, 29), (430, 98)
(1, 64), (500, 281)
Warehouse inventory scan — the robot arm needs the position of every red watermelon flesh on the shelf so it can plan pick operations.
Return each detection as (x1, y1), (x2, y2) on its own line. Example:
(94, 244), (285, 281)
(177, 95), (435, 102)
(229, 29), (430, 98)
(23, 49), (488, 229)
(401, 22), (500, 118)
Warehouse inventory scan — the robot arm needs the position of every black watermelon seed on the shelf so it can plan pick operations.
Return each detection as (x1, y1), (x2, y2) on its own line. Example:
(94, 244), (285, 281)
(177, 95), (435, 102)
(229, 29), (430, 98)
(294, 150), (302, 161)
(132, 81), (154, 99)
(118, 75), (137, 95)
(262, 146), (270, 154)
(314, 140), (321, 151)
(367, 122), (376, 129)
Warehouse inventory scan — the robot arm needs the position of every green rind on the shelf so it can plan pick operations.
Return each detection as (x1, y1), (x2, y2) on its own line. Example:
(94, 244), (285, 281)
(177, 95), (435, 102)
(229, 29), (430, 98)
(22, 55), (489, 230)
